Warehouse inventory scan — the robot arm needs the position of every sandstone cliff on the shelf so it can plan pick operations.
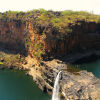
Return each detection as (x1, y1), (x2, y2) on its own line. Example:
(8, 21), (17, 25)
(27, 20), (100, 62)
(0, 19), (26, 54)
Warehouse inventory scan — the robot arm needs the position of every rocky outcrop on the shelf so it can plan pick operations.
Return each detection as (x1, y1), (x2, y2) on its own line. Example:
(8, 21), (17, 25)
(42, 60), (100, 100)
(23, 57), (100, 99)
(61, 70), (100, 99)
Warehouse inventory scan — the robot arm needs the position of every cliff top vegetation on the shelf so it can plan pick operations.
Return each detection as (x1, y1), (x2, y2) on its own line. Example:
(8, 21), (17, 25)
(0, 9), (100, 23)
(0, 9), (100, 33)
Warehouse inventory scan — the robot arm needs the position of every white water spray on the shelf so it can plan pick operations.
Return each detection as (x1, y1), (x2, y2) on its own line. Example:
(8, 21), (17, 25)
(52, 71), (62, 100)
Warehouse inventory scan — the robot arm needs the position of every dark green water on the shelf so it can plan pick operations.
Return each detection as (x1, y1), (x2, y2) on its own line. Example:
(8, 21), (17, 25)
(0, 69), (51, 100)
(73, 59), (100, 78)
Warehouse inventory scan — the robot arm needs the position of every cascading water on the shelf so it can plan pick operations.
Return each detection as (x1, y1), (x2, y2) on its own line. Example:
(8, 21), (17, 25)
(52, 71), (62, 100)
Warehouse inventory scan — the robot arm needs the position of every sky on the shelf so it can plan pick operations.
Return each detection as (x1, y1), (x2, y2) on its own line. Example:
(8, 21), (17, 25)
(0, 0), (100, 15)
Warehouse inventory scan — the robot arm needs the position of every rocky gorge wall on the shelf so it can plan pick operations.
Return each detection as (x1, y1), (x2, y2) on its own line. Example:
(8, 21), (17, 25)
(0, 19), (26, 54)
(0, 19), (100, 58)
(27, 20), (100, 61)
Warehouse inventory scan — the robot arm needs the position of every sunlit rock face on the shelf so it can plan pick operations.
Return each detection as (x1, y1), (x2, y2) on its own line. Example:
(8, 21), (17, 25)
(0, 19), (26, 53)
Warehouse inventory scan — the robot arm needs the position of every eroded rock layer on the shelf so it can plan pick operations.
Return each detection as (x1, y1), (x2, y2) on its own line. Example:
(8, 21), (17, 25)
(0, 19), (25, 53)
(27, 21), (100, 61)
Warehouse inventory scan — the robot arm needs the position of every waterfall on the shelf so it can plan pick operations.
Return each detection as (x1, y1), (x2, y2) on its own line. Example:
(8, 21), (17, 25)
(52, 71), (62, 100)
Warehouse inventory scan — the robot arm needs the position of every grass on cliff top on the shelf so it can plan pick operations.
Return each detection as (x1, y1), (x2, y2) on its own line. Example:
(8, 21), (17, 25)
(0, 9), (100, 35)
(0, 62), (3, 65)
(0, 9), (100, 41)
(0, 9), (100, 24)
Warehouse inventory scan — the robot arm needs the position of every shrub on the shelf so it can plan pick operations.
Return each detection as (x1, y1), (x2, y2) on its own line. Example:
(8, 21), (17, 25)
(35, 43), (43, 49)
(39, 8), (47, 14)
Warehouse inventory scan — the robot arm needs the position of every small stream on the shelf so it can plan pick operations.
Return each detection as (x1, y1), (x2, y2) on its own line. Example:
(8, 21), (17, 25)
(0, 68), (51, 100)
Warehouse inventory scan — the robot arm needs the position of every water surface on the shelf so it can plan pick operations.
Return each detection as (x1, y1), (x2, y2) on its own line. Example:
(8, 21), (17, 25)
(0, 69), (51, 100)
(73, 58), (100, 78)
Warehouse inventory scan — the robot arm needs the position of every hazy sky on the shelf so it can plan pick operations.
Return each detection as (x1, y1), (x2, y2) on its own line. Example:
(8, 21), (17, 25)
(0, 0), (100, 14)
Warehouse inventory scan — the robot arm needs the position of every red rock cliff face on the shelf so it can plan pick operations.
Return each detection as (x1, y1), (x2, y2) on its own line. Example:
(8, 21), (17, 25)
(0, 19), (26, 53)
(0, 19), (100, 57)
(27, 21), (100, 58)
(70, 21), (100, 53)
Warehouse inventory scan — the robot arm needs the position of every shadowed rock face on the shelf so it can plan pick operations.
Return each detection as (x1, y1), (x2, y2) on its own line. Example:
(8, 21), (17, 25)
(27, 20), (100, 61)
(0, 19), (100, 58)
(0, 19), (26, 54)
